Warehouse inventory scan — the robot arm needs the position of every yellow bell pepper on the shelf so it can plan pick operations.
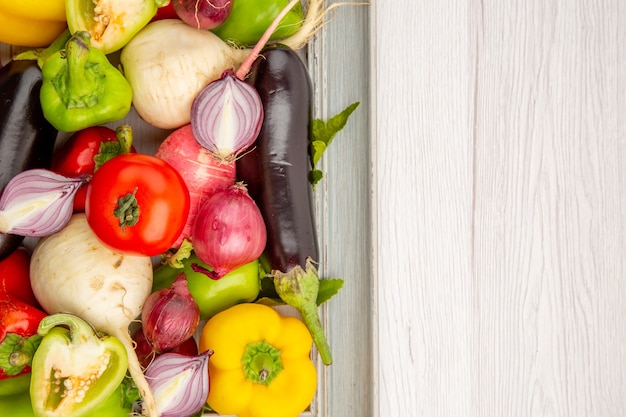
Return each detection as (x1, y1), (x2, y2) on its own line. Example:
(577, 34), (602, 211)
(199, 303), (317, 417)
(0, 0), (66, 47)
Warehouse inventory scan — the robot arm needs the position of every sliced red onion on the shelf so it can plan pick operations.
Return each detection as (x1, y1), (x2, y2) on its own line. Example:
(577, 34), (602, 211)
(191, 70), (263, 160)
(0, 169), (86, 237)
(145, 351), (212, 417)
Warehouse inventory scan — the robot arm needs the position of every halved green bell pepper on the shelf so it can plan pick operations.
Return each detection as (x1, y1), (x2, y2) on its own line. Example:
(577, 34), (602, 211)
(153, 255), (260, 320)
(39, 31), (132, 132)
(0, 377), (133, 417)
(29, 313), (128, 417)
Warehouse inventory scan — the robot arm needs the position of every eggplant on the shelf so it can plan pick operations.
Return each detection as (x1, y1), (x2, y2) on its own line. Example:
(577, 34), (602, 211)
(236, 45), (318, 274)
(0, 60), (58, 259)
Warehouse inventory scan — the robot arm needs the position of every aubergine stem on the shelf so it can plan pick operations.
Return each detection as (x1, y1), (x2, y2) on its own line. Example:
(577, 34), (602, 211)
(273, 258), (332, 365)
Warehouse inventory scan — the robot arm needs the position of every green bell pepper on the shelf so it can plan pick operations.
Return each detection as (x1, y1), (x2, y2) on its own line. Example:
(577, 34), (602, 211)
(211, 0), (303, 46)
(39, 31), (132, 132)
(29, 313), (129, 417)
(153, 255), (261, 320)
(0, 387), (34, 417)
(0, 378), (133, 417)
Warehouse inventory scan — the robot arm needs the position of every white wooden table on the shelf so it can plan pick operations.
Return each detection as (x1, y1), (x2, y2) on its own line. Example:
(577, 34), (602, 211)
(370, 1), (626, 416)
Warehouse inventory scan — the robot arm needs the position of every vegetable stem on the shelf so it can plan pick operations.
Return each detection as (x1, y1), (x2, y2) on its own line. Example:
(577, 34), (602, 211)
(62, 32), (100, 105)
(273, 258), (333, 365)
(235, 0), (300, 80)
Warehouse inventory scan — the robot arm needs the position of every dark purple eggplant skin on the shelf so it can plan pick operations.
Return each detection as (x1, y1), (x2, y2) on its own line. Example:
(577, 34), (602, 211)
(0, 60), (58, 260)
(236, 45), (319, 273)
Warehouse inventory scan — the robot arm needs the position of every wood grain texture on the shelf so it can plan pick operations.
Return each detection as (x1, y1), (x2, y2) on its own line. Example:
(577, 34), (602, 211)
(307, 3), (373, 416)
(373, 0), (626, 416)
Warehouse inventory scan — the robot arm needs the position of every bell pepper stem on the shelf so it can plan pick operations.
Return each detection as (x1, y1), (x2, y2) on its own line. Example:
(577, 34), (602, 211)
(242, 340), (283, 385)
(37, 312), (97, 341)
(115, 124), (134, 155)
(13, 29), (71, 69)
(273, 258), (333, 365)
(62, 32), (101, 105)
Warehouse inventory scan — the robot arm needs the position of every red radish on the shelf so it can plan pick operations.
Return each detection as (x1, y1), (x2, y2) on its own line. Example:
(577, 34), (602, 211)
(155, 124), (236, 248)
(192, 182), (266, 279)
(172, 0), (233, 30)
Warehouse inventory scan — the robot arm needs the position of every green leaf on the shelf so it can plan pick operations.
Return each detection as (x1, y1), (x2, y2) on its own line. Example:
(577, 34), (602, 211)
(162, 239), (194, 269)
(309, 101), (360, 183)
(309, 169), (324, 186)
(316, 278), (344, 305)
(310, 140), (327, 167)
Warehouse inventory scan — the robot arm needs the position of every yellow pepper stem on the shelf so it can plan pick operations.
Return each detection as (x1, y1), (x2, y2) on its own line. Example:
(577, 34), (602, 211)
(242, 340), (283, 386)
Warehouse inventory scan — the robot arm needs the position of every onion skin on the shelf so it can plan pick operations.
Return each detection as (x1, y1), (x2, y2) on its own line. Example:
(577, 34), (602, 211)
(141, 274), (200, 353)
(192, 183), (267, 279)
(0, 169), (85, 237)
(191, 71), (263, 160)
(145, 351), (211, 417)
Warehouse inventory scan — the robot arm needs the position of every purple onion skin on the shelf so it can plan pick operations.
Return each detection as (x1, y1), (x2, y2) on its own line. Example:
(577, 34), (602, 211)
(173, 0), (233, 30)
(141, 275), (200, 353)
(191, 71), (264, 160)
(192, 183), (267, 279)
(145, 351), (211, 417)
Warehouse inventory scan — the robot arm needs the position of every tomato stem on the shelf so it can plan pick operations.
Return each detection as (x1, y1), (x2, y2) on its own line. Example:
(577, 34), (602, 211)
(114, 187), (140, 229)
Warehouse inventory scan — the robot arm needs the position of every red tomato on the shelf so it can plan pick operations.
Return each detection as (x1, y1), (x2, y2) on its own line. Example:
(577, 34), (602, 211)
(85, 154), (190, 256)
(0, 247), (39, 307)
(51, 126), (136, 212)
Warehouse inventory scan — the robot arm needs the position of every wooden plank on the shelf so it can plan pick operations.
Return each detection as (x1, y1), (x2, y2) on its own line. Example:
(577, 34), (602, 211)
(373, 0), (626, 416)
(309, 2), (374, 416)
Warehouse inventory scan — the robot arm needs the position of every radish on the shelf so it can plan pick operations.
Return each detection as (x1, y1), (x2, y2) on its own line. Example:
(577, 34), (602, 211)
(120, 0), (335, 129)
(155, 124), (236, 248)
(172, 0), (233, 30)
(29, 213), (160, 417)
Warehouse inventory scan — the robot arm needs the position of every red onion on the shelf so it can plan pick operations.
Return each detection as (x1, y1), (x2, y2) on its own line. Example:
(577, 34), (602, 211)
(144, 351), (212, 417)
(189, 0), (306, 161)
(141, 274), (200, 353)
(192, 182), (267, 279)
(132, 326), (199, 369)
(0, 169), (86, 237)
(191, 70), (263, 160)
